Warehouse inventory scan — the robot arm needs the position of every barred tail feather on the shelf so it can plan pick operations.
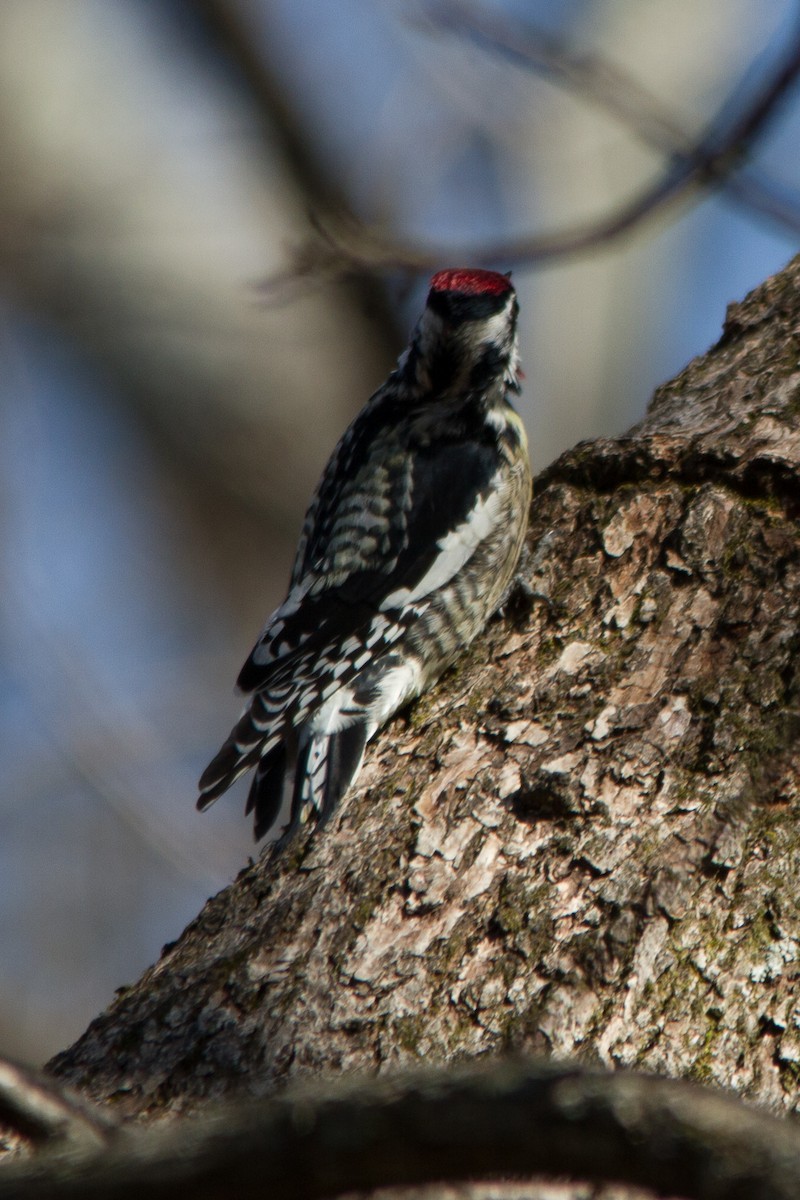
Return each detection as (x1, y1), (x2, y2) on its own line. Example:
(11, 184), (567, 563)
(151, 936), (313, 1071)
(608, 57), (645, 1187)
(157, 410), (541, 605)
(197, 707), (274, 809)
(307, 720), (371, 825)
(245, 743), (290, 841)
(232, 724), (370, 844)
(197, 742), (258, 807)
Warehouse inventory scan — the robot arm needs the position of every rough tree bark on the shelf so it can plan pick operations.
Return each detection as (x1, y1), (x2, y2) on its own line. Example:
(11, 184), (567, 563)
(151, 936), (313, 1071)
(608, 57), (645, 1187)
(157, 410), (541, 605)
(50, 253), (800, 1124)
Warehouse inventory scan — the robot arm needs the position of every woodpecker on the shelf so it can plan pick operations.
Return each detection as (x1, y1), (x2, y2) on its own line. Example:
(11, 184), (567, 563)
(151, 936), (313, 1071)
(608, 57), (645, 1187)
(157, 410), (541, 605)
(198, 267), (532, 842)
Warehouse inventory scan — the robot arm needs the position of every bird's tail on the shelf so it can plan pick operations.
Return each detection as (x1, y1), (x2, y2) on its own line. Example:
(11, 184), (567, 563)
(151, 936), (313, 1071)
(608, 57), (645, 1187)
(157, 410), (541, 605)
(199, 709), (370, 843)
(245, 722), (370, 843)
(197, 702), (274, 808)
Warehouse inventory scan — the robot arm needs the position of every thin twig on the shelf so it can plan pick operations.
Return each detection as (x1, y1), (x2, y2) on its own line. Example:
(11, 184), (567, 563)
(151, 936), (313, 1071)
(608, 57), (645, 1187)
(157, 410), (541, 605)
(423, 0), (693, 155)
(0, 1059), (113, 1151)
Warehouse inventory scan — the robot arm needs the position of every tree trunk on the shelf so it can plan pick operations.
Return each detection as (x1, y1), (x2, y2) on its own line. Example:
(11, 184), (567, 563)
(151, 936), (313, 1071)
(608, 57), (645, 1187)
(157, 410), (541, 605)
(50, 253), (800, 1123)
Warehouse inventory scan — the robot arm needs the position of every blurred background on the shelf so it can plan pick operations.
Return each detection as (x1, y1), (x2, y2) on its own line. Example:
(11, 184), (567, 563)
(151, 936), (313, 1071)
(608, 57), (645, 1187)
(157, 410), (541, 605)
(0, 0), (798, 1064)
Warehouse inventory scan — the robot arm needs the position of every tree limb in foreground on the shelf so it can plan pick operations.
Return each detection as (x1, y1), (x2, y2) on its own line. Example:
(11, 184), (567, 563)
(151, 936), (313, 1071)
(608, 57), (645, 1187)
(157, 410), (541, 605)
(0, 1059), (112, 1152)
(4, 1058), (800, 1200)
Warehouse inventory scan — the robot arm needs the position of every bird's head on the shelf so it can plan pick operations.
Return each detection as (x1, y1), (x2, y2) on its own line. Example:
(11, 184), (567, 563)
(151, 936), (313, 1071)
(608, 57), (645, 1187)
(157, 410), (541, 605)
(401, 268), (520, 396)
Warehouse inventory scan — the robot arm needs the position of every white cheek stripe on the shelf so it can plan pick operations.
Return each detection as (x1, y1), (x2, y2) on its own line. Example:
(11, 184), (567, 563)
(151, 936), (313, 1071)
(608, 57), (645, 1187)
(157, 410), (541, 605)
(480, 306), (514, 348)
(380, 486), (501, 609)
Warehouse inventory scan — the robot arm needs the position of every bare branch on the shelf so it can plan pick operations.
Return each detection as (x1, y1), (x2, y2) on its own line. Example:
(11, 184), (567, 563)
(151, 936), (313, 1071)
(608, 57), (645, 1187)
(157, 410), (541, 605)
(188, 0), (402, 337)
(426, 0), (800, 237)
(271, 4), (800, 284)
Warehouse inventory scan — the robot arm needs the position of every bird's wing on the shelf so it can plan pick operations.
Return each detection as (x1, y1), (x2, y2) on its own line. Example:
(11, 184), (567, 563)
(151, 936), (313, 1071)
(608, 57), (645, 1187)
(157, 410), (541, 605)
(236, 420), (506, 695)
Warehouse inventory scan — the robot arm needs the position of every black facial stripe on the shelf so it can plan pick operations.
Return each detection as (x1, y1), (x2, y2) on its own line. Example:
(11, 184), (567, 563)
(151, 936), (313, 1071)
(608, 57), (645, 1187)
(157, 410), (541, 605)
(427, 288), (510, 323)
(469, 344), (508, 390)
